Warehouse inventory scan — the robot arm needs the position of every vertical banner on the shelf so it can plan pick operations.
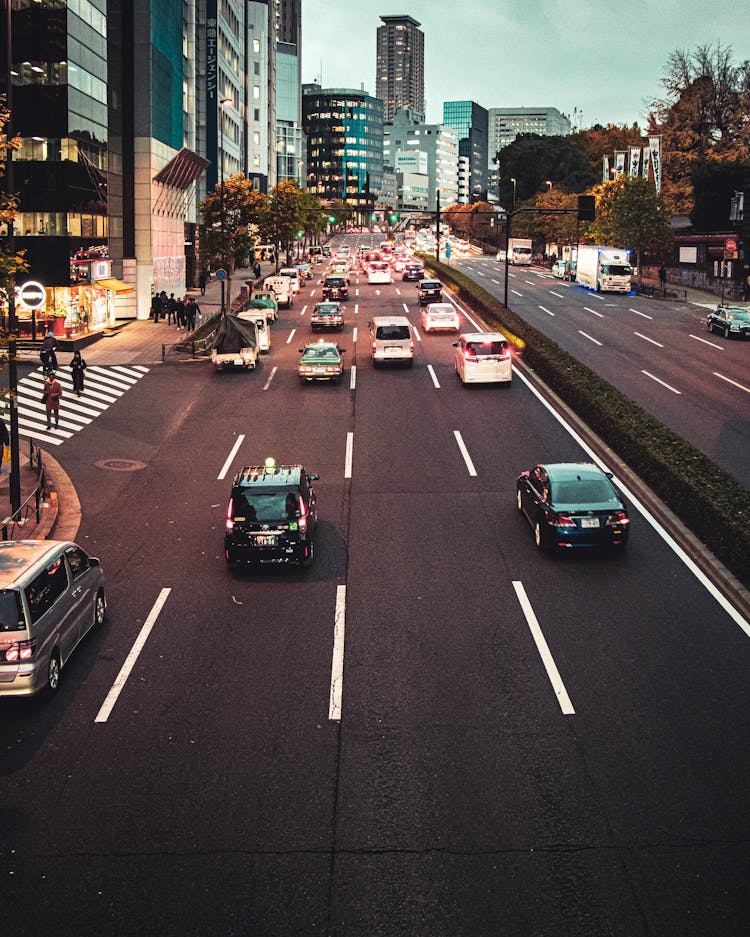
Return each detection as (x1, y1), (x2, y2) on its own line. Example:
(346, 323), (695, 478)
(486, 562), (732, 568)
(206, 1), (219, 191)
(649, 136), (662, 193)
(642, 144), (651, 180)
(629, 146), (641, 178)
(602, 154), (610, 183)
(614, 151), (626, 177)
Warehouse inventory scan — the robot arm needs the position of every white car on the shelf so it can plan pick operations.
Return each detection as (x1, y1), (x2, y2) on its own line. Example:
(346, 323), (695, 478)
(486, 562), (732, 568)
(453, 332), (512, 384)
(421, 302), (459, 333)
(551, 260), (567, 279)
(278, 267), (301, 293)
(368, 262), (392, 285)
(237, 311), (271, 353)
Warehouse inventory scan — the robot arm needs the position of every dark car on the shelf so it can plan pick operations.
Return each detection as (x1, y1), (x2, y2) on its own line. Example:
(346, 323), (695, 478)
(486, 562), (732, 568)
(417, 279), (443, 305)
(516, 462), (630, 551)
(297, 341), (345, 383)
(225, 459), (318, 568)
(310, 301), (344, 331)
(705, 305), (750, 339)
(402, 263), (425, 281)
(322, 276), (349, 300)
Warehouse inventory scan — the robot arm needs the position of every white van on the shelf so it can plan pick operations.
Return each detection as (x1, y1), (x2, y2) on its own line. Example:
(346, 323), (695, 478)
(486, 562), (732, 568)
(237, 312), (271, 353)
(278, 267), (301, 294)
(453, 332), (512, 384)
(263, 275), (293, 308)
(368, 315), (414, 367)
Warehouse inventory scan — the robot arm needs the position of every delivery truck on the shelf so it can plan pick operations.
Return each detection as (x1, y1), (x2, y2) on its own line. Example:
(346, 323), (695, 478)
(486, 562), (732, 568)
(575, 246), (633, 293)
(507, 238), (533, 265)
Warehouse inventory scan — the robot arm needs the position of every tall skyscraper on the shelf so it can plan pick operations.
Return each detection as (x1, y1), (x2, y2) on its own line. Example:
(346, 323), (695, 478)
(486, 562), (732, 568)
(376, 15), (425, 123)
(443, 101), (488, 202)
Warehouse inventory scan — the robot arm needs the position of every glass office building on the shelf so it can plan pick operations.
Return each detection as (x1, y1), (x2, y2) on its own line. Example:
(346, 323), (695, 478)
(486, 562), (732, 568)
(302, 86), (384, 213)
(443, 100), (488, 202)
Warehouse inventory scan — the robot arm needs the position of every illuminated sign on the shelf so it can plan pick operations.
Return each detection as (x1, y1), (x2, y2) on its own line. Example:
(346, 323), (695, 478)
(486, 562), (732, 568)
(17, 280), (46, 310)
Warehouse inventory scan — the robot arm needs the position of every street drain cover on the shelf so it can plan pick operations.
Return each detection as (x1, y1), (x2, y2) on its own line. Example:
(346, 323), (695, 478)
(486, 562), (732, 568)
(95, 459), (147, 472)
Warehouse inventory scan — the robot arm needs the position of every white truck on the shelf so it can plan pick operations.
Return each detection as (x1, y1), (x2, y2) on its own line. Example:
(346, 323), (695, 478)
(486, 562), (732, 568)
(507, 238), (533, 265)
(263, 274), (293, 308)
(575, 246), (633, 293)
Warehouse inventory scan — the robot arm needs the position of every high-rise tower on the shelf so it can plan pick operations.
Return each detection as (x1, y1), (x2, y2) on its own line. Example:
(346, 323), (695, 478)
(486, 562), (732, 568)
(376, 15), (424, 123)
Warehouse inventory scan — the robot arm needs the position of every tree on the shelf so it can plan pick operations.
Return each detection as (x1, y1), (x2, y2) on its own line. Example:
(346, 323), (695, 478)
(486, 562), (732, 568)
(647, 43), (750, 213)
(584, 176), (672, 273)
(0, 102), (27, 345)
(495, 134), (594, 200)
(572, 123), (646, 185)
(263, 180), (307, 269)
(527, 189), (579, 255)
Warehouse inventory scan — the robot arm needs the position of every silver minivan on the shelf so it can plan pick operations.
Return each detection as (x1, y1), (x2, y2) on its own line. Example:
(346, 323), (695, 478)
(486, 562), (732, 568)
(368, 315), (414, 367)
(0, 541), (106, 697)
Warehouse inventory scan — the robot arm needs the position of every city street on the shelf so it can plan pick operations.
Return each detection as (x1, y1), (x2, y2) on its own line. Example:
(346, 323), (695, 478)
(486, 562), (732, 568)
(1, 236), (749, 936)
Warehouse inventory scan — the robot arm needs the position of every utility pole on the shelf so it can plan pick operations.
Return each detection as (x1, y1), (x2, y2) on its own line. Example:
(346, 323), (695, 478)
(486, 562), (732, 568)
(4, 0), (21, 512)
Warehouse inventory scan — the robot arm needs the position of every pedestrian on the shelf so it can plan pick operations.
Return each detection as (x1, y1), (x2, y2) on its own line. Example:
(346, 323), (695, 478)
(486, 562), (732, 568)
(0, 415), (9, 475)
(42, 371), (63, 431)
(70, 349), (87, 396)
(166, 292), (177, 325)
(744, 272), (750, 301)
(159, 290), (168, 321)
(175, 296), (186, 330)
(253, 260), (261, 279)
(658, 265), (667, 295)
(198, 268), (208, 296)
(40, 330), (59, 373)
(151, 293), (161, 322)
(185, 298), (198, 331)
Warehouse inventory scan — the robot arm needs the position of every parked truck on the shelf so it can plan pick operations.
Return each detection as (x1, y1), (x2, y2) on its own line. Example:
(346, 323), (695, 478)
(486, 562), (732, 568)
(575, 246), (633, 293)
(507, 238), (533, 265)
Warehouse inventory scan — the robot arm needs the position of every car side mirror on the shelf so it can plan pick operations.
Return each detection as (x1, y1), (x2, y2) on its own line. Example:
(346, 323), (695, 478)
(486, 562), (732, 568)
(89, 556), (101, 567)
(452, 342), (458, 347)
(309, 473), (320, 481)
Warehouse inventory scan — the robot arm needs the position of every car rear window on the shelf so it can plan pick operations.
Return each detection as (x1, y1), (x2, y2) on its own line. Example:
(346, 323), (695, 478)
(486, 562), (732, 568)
(326, 278), (345, 287)
(376, 325), (410, 340)
(421, 281), (440, 289)
(234, 490), (299, 522)
(0, 589), (24, 632)
(467, 340), (507, 356)
(551, 479), (617, 505)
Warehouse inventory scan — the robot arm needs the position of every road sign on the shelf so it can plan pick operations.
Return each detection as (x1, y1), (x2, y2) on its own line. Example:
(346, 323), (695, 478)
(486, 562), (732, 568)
(215, 269), (227, 280)
(724, 238), (738, 260)
(445, 242), (451, 259)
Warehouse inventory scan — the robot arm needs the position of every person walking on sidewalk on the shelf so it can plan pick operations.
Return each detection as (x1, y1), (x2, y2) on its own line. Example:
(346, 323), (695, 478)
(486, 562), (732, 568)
(43, 371), (63, 430)
(199, 268), (208, 295)
(175, 296), (186, 330)
(185, 298), (198, 332)
(166, 293), (177, 325)
(70, 350), (87, 396)
(658, 265), (667, 296)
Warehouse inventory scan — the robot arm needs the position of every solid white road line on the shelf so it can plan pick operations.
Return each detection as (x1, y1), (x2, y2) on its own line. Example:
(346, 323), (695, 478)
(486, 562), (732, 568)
(641, 369), (681, 394)
(349, 364), (356, 390)
(578, 331), (603, 346)
(344, 431), (353, 479)
(538, 305), (555, 316)
(427, 364), (440, 388)
(329, 584), (347, 721)
(217, 434), (245, 480)
(286, 328), (296, 344)
(689, 334), (722, 349)
(549, 290), (564, 298)
(630, 307), (653, 319)
(403, 302), (410, 314)
(513, 366), (750, 638)
(584, 306), (604, 318)
(95, 588), (172, 723)
(512, 581), (575, 716)
(352, 327), (357, 343)
(714, 371), (750, 394)
(262, 366), (278, 391)
(634, 331), (664, 348)
(300, 304), (307, 316)
(453, 430), (477, 476)
(511, 289), (523, 297)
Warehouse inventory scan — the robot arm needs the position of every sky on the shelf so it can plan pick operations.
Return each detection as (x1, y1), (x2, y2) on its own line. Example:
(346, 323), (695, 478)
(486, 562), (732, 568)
(301, 0), (749, 130)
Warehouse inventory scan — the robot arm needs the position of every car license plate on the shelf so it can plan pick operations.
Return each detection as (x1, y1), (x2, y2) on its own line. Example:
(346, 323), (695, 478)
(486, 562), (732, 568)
(314, 367), (325, 374)
(255, 534), (277, 546)
(581, 518), (600, 528)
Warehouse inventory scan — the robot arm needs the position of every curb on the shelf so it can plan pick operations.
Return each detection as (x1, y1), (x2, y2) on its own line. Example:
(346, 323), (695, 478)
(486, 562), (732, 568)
(39, 448), (82, 543)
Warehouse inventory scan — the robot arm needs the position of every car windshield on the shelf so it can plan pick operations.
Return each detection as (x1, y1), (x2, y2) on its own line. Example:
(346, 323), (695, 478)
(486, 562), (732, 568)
(0, 589), (24, 632)
(235, 490), (299, 522)
(467, 340), (507, 355)
(302, 346), (339, 362)
(602, 264), (631, 276)
(551, 478), (618, 505)
(726, 311), (750, 321)
(376, 325), (410, 340)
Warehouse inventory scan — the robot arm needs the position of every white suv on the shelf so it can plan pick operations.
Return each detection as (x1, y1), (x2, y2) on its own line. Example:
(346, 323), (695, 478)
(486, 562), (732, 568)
(453, 332), (512, 384)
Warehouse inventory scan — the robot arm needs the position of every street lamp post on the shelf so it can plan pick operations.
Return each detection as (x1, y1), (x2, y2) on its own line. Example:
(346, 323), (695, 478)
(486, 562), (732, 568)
(219, 97), (232, 316)
(510, 177), (517, 211)
(546, 180), (553, 192)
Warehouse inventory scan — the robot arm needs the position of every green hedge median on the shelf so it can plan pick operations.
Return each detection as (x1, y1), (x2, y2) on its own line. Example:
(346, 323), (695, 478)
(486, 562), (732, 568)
(420, 255), (750, 587)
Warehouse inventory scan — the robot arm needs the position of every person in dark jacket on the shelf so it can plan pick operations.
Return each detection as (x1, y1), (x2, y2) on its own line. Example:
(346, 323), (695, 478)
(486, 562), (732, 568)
(198, 269), (208, 295)
(0, 415), (9, 475)
(42, 371), (63, 430)
(70, 350), (87, 396)
(40, 331), (59, 373)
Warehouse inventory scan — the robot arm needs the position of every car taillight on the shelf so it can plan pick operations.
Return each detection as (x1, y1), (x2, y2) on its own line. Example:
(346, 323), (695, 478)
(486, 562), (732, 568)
(409, 341), (414, 352)
(499, 349), (511, 360)
(225, 500), (234, 531)
(4, 639), (36, 662)
(464, 349), (476, 361)
(606, 510), (630, 526)
(372, 341), (377, 351)
(550, 512), (576, 528)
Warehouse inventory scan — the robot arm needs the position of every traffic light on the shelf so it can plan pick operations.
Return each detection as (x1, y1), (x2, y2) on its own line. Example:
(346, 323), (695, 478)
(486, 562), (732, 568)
(371, 213), (377, 222)
(328, 215), (336, 224)
(577, 195), (596, 221)
(389, 212), (398, 224)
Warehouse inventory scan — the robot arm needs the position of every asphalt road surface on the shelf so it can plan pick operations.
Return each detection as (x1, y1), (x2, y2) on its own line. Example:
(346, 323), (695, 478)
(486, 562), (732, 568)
(451, 253), (750, 489)
(2, 235), (749, 937)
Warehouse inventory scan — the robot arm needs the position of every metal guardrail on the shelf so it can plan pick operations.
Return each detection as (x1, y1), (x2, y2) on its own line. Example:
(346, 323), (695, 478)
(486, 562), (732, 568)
(2, 438), (48, 541)
(634, 281), (688, 301)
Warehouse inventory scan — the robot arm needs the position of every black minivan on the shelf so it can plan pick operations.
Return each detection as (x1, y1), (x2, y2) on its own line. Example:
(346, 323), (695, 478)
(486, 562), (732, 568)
(417, 279), (443, 305)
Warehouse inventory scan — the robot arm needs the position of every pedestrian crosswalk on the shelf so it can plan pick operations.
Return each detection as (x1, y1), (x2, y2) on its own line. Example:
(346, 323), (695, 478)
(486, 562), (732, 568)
(4, 365), (149, 447)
